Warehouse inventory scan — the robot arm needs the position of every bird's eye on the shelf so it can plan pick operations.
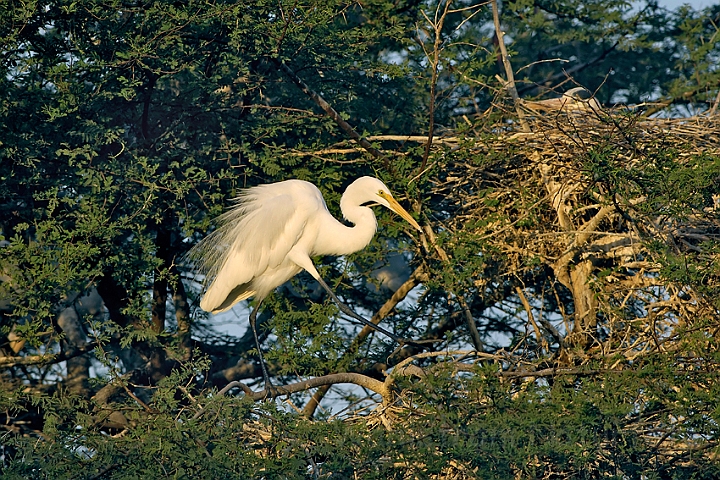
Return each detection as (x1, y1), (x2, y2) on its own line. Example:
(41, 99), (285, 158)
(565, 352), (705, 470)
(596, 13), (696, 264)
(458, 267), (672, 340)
(378, 190), (385, 195)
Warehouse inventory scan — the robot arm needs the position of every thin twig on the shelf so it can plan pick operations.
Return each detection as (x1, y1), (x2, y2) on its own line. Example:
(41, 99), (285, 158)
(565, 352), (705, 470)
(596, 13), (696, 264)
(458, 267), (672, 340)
(491, 0), (529, 131)
(302, 266), (429, 418)
(419, 0), (453, 171)
(275, 60), (390, 170)
(422, 225), (484, 351)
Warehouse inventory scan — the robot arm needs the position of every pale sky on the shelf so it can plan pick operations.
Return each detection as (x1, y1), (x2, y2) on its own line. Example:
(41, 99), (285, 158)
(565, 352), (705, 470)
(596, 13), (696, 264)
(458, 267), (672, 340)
(660, 0), (713, 8)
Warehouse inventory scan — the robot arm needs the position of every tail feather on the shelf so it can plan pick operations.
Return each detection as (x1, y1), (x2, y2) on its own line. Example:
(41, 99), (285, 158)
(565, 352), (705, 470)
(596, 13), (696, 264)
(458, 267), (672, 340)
(200, 281), (255, 314)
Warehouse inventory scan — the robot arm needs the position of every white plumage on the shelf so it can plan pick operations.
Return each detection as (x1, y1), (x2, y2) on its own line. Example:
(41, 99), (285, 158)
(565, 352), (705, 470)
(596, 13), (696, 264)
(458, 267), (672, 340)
(188, 176), (422, 388)
(192, 176), (421, 312)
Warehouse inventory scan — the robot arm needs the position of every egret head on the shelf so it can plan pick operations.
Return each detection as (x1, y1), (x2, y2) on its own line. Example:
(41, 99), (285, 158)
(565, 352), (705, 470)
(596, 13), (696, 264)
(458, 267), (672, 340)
(345, 176), (422, 232)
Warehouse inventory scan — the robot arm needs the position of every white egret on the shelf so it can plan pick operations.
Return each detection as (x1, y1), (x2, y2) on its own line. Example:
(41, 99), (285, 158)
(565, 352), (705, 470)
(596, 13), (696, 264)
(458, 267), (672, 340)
(524, 87), (601, 113)
(189, 176), (422, 386)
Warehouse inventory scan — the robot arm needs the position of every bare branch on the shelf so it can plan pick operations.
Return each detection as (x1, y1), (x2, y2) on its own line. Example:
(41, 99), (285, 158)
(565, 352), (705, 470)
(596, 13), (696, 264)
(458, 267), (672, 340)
(303, 266), (429, 418)
(275, 60), (390, 170)
(491, 0), (529, 131)
(205, 372), (390, 406)
(0, 342), (98, 367)
(422, 225), (483, 351)
(418, 0), (453, 171)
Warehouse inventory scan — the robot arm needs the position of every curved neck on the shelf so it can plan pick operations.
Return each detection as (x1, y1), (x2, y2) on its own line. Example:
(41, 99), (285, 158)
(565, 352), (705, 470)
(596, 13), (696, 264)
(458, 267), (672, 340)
(315, 203), (377, 256)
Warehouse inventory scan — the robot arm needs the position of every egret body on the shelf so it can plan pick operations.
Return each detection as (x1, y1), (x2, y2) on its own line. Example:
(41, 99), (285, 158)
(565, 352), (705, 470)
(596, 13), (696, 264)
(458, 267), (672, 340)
(189, 176), (422, 387)
(524, 87), (601, 113)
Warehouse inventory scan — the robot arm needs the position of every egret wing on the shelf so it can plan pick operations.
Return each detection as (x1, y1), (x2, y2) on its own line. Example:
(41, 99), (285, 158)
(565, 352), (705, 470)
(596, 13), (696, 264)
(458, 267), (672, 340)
(192, 183), (321, 313)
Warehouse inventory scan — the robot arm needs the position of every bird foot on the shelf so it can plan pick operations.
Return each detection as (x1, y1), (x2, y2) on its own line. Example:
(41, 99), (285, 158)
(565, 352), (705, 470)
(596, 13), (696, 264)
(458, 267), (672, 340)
(260, 375), (276, 399)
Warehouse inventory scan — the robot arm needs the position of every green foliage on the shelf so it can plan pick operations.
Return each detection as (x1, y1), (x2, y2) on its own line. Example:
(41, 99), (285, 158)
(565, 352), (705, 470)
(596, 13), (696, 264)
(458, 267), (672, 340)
(4, 356), (719, 478)
(1, 0), (719, 477)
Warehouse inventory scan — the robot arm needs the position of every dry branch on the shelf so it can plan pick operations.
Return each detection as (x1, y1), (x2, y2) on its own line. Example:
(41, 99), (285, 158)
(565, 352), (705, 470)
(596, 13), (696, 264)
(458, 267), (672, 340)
(205, 372), (391, 405)
(423, 110), (719, 366)
(491, 0), (529, 131)
(275, 60), (390, 169)
(0, 342), (98, 367)
(303, 266), (430, 417)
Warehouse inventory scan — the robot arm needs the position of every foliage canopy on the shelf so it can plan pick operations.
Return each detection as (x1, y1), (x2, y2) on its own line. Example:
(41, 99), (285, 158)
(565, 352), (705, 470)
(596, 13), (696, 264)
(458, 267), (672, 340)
(1, 0), (719, 477)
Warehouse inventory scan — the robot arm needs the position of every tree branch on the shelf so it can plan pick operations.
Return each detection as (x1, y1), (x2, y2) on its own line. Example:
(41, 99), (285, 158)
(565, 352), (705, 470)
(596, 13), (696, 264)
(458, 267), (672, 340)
(491, 0), (529, 131)
(303, 265), (429, 417)
(0, 342), (98, 367)
(202, 372), (390, 407)
(419, 0), (452, 171)
(172, 267), (193, 359)
(274, 59), (391, 170)
(423, 225), (484, 351)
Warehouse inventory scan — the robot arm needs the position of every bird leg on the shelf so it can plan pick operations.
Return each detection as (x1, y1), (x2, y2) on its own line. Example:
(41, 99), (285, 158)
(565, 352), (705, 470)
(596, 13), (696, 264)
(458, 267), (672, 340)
(313, 276), (405, 344)
(249, 301), (274, 393)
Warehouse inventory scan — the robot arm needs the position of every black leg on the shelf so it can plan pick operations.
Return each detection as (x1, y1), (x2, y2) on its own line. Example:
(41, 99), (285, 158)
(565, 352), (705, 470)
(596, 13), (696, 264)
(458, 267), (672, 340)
(314, 276), (404, 343)
(249, 301), (273, 392)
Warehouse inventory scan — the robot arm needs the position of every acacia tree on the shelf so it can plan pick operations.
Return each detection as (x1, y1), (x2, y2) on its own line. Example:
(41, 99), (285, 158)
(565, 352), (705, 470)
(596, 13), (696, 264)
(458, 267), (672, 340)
(1, 0), (719, 477)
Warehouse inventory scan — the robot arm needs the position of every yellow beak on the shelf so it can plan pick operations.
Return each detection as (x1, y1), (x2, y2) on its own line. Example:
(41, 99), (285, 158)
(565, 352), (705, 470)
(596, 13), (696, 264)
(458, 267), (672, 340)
(379, 192), (422, 232)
